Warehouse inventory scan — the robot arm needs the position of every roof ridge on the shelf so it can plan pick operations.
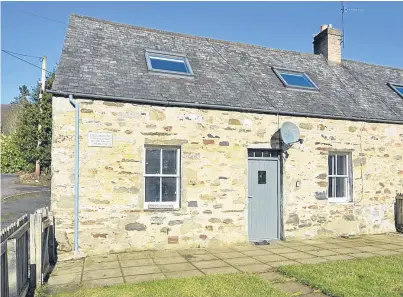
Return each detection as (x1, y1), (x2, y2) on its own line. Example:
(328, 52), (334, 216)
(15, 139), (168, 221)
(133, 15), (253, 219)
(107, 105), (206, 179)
(69, 13), (321, 58)
(342, 59), (403, 71)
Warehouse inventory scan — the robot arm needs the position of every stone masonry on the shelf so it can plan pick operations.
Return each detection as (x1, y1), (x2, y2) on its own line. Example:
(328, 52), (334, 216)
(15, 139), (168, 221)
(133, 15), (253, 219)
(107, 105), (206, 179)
(52, 97), (403, 255)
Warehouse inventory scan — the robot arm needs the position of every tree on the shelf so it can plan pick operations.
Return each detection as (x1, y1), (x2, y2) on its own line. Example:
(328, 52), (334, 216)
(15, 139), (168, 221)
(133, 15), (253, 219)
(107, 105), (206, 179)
(1, 73), (55, 173)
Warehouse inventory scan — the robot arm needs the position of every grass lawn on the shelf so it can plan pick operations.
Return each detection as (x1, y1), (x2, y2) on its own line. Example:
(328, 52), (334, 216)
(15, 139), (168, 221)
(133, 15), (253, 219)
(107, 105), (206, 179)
(279, 254), (403, 297)
(50, 273), (290, 297)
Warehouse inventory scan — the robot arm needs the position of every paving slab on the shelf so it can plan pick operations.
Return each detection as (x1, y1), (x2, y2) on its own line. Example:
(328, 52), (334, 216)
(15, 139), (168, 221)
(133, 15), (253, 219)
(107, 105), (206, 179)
(120, 258), (155, 268)
(224, 257), (260, 266)
(242, 249), (273, 257)
(125, 273), (166, 283)
(85, 254), (118, 264)
(375, 244), (403, 250)
(84, 260), (120, 271)
(178, 249), (210, 256)
(184, 254), (218, 262)
(296, 257), (328, 265)
(267, 248), (299, 254)
(310, 243), (344, 250)
(269, 260), (299, 267)
(214, 252), (245, 259)
(283, 252), (313, 260)
(149, 250), (182, 258)
(323, 255), (354, 261)
(122, 265), (161, 276)
(272, 280), (313, 295)
(306, 250), (339, 257)
(259, 271), (284, 282)
(51, 260), (83, 276)
(254, 254), (289, 263)
(231, 245), (260, 252)
(159, 263), (196, 273)
(191, 260), (228, 269)
(350, 252), (376, 258)
(81, 277), (124, 289)
(237, 263), (271, 273)
(207, 247), (236, 253)
(165, 270), (204, 279)
(327, 247), (361, 254)
(47, 272), (82, 285)
(201, 266), (239, 275)
(83, 268), (122, 281)
(372, 250), (402, 256)
(153, 256), (187, 265)
(117, 252), (151, 261)
(354, 246), (384, 252)
(291, 245), (323, 252)
(46, 283), (81, 295)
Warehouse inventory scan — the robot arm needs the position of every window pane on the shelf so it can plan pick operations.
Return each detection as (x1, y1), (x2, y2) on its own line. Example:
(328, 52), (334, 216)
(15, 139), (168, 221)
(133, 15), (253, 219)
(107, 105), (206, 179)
(328, 177), (335, 197)
(336, 177), (347, 198)
(248, 150), (254, 157)
(162, 149), (177, 174)
(394, 85), (403, 95)
(162, 177), (177, 202)
(254, 150), (263, 157)
(145, 177), (160, 202)
(336, 155), (347, 175)
(262, 150), (270, 157)
(328, 155), (336, 175)
(280, 73), (315, 88)
(150, 56), (189, 73)
(146, 149), (160, 174)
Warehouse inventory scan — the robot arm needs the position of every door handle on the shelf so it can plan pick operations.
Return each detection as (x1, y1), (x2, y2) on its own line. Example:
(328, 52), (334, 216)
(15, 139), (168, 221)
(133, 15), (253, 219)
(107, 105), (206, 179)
(248, 196), (253, 199)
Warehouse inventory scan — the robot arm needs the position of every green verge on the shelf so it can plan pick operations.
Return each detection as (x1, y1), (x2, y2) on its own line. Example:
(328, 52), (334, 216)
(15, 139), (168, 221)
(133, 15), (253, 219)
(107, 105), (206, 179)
(279, 255), (403, 297)
(51, 273), (290, 297)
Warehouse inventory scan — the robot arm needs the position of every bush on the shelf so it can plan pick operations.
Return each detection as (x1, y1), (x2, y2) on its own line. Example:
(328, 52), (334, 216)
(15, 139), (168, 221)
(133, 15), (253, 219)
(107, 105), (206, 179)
(1, 134), (33, 173)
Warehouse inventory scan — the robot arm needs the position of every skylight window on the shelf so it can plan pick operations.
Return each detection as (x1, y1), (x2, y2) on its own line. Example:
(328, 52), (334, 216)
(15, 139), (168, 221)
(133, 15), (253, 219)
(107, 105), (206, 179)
(388, 83), (403, 98)
(145, 51), (193, 75)
(272, 68), (318, 90)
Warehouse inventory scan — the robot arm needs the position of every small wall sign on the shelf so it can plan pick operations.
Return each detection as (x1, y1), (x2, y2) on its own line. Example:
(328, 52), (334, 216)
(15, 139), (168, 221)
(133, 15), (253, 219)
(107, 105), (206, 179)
(88, 132), (113, 147)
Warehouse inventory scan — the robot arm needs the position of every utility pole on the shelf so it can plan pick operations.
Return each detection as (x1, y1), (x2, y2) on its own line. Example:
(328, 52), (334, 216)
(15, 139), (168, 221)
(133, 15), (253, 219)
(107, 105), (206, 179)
(35, 56), (46, 178)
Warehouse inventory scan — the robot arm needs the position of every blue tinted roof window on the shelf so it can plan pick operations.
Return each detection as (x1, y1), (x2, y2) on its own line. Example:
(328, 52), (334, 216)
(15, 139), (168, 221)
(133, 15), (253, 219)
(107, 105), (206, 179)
(277, 71), (317, 89)
(149, 56), (189, 73)
(389, 83), (403, 98)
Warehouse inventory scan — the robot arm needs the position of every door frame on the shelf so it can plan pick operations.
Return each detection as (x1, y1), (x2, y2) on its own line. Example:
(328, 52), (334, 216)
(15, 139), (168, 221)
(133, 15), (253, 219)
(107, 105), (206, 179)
(247, 149), (283, 241)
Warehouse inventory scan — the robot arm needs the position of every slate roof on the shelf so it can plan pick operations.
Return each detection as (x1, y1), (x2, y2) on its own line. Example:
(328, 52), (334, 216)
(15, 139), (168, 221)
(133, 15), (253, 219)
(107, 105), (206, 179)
(52, 14), (403, 124)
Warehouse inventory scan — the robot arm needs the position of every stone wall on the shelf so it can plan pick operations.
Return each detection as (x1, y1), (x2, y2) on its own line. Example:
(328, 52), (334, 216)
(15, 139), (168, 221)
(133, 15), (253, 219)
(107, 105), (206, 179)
(52, 97), (403, 255)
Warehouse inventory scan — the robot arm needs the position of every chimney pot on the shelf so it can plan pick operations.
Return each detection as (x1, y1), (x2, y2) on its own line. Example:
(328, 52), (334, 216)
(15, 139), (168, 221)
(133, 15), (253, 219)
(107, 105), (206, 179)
(320, 25), (328, 32)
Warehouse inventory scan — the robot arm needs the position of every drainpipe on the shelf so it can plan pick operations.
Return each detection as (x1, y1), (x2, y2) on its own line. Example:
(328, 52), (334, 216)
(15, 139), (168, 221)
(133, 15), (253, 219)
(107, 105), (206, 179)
(69, 95), (80, 254)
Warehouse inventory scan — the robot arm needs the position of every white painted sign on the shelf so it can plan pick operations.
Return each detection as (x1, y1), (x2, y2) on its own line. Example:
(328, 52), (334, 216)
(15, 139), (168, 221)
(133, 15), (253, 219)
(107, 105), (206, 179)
(88, 132), (113, 147)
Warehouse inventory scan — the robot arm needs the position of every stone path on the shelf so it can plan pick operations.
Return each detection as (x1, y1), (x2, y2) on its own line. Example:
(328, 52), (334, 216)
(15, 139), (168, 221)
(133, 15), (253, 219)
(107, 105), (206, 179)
(46, 233), (403, 296)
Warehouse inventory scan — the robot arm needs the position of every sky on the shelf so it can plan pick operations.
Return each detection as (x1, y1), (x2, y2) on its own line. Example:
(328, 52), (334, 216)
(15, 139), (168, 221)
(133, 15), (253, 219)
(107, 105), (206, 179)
(1, 1), (403, 104)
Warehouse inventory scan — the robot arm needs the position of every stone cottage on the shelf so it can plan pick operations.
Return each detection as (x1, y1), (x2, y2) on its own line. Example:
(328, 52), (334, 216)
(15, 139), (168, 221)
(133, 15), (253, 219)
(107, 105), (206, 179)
(50, 15), (403, 255)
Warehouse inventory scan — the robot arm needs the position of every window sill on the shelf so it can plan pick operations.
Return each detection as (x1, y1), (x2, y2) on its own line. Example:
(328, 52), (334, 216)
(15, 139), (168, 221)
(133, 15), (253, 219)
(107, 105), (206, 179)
(327, 199), (353, 204)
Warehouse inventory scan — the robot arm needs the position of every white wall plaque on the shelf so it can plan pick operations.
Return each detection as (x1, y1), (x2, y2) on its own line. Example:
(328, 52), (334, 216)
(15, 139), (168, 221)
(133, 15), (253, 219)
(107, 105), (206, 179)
(88, 132), (113, 147)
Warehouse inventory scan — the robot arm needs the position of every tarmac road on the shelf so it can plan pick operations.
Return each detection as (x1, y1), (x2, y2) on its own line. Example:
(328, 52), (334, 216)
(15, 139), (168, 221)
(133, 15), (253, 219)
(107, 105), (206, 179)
(1, 174), (50, 228)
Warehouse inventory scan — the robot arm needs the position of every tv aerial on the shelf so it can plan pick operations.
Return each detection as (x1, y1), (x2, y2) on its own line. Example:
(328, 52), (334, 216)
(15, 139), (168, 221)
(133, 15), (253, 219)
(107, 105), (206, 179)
(280, 122), (303, 151)
(341, 1), (364, 48)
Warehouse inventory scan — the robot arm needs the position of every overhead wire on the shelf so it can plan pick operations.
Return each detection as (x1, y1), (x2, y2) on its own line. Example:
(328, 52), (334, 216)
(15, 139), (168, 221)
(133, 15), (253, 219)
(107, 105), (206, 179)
(16, 9), (66, 25)
(1, 49), (42, 60)
(2, 49), (53, 74)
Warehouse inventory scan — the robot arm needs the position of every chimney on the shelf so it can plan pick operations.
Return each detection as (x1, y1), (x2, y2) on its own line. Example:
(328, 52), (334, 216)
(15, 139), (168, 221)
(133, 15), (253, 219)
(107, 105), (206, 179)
(313, 24), (342, 64)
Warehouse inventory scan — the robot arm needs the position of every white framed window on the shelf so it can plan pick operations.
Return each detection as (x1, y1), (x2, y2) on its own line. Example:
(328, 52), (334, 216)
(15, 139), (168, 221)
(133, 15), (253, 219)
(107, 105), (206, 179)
(328, 153), (352, 203)
(145, 50), (193, 76)
(144, 146), (180, 209)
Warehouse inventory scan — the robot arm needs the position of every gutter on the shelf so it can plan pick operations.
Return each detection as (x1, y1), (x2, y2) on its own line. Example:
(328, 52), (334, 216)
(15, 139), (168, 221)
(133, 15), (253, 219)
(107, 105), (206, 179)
(68, 95), (80, 254)
(48, 90), (403, 125)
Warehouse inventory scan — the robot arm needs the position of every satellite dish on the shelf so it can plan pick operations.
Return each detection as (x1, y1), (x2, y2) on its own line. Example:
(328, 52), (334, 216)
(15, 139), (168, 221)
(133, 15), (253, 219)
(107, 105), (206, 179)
(280, 122), (300, 145)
